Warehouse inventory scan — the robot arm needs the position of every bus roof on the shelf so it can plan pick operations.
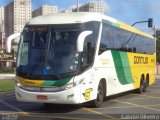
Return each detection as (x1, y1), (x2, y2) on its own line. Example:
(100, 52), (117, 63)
(27, 12), (154, 39)
(102, 15), (154, 39)
(27, 12), (102, 25)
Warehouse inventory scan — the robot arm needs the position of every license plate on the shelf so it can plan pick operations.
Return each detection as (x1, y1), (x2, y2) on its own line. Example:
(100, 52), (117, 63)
(37, 95), (48, 100)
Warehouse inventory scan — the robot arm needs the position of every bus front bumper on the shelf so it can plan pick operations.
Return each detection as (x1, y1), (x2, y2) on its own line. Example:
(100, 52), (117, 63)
(15, 86), (81, 104)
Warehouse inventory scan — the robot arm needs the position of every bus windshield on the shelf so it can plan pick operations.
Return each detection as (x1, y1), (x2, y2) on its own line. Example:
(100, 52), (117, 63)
(16, 21), (100, 79)
(17, 24), (81, 79)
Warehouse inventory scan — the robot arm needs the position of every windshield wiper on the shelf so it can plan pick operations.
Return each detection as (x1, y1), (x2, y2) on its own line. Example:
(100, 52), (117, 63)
(26, 64), (39, 78)
(42, 29), (52, 71)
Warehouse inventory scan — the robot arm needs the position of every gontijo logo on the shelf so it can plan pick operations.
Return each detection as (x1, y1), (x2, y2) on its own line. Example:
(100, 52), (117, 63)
(18, 77), (44, 87)
(83, 88), (93, 100)
(24, 81), (36, 85)
(134, 56), (148, 64)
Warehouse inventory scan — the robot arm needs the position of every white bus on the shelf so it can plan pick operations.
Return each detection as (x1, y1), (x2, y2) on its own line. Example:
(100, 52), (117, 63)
(15, 12), (156, 107)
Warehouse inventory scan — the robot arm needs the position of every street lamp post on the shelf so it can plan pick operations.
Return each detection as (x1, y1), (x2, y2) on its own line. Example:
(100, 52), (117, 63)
(132, 18), (155, 38)
(77, 0), (79, 12)
(131, 18), (153, 27)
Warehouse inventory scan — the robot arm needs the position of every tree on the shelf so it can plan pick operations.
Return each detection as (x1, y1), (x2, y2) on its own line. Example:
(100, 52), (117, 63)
(156, 38), (160, 62)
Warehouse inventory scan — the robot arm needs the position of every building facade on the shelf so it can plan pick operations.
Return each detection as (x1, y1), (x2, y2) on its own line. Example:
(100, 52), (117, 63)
(0, 7), (4, 48)
(0, 7), (4, 33)
(73, 2), (104, 13)
(32, 5), (57, 18)
(4, 0), (31, 38)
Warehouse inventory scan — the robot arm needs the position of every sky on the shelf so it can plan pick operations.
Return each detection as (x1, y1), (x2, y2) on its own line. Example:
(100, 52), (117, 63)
(0, 0), (160, 34)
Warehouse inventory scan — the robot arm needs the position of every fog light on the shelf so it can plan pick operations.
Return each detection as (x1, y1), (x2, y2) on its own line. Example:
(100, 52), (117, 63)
(67, 94), (74, 99)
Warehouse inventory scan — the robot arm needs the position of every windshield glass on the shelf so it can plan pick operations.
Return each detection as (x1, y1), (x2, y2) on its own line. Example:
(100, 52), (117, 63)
(16, 22), (100, 79)
(17, 24), (81, 79)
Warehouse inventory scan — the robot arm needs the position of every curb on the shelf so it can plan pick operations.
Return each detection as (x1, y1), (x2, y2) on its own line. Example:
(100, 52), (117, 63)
(0, 74), (15, 80)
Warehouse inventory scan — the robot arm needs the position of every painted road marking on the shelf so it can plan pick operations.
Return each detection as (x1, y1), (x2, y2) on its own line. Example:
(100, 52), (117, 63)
(114, 93), (158, 100)
(0, 112), (98, 120)
(147, 91), (160, 93)
(148, 86), (160, 88)
(120, 97), (155, 100)
(132, 93), (160, 99)
(0, 100), (23, 112)
(147, 89), (160, 92)
(112, 99), (160, 112)
(119, 95), (153, 100)
(92, 106), (137, 109)
(82, 107), (120, 120)
(21, 113), (91, 120)
(148, 91), (160, 94)
(93, 103), (160, 110)
(148, 87), (160, 90)
(146, 104), (160, 107)
(135, 94), (160, 99)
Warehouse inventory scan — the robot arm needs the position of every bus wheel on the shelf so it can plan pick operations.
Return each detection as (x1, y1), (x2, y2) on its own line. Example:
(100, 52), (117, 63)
(143, 80), (147, 92)
(91, 82), (104, 108)
(138, 78), (145, 94)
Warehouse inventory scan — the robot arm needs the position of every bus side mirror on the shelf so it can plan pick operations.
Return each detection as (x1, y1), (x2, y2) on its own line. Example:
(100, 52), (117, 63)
(77, 31), (92, 52)
(148, 18), (153, 28)
(7, 33), (21, 53)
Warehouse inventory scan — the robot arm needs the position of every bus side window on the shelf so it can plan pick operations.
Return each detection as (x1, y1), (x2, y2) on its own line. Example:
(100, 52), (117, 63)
(133, 47), (136, 53)
(99, 24), (110, 54)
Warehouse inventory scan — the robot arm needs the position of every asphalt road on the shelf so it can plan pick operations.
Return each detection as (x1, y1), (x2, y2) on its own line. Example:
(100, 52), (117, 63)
(0, 79), (160, 120)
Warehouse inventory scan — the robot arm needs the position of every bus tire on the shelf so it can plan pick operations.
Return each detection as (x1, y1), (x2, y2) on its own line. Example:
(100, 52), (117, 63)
(143, 80), (147, 92)
(91, 82), (104, 108)
(138, 77), (145, 94)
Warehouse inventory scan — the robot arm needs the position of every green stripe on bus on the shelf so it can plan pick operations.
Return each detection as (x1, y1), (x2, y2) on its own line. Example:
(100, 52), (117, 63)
(119, 52), (134, 83)
(111, 51), (134, 85)
(102, 19), (120, 28)
(41, 77), (72, 87)
(111, 51), (128, 84)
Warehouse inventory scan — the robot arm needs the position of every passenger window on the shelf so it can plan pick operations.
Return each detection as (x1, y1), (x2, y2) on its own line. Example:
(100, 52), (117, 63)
(99, 22), (155, 55)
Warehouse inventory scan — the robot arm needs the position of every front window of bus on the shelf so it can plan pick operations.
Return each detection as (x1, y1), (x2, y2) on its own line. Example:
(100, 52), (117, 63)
(16, 22), (99, 79)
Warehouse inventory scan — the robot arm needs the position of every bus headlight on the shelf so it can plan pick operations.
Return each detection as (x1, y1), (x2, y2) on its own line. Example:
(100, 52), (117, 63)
(15, 77), (24, 88)
(65, 79), (84, 89)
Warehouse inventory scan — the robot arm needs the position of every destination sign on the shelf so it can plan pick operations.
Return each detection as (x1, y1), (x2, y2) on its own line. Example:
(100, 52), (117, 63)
(0, 49), (14, 61)
(29, 27), (48, 32)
